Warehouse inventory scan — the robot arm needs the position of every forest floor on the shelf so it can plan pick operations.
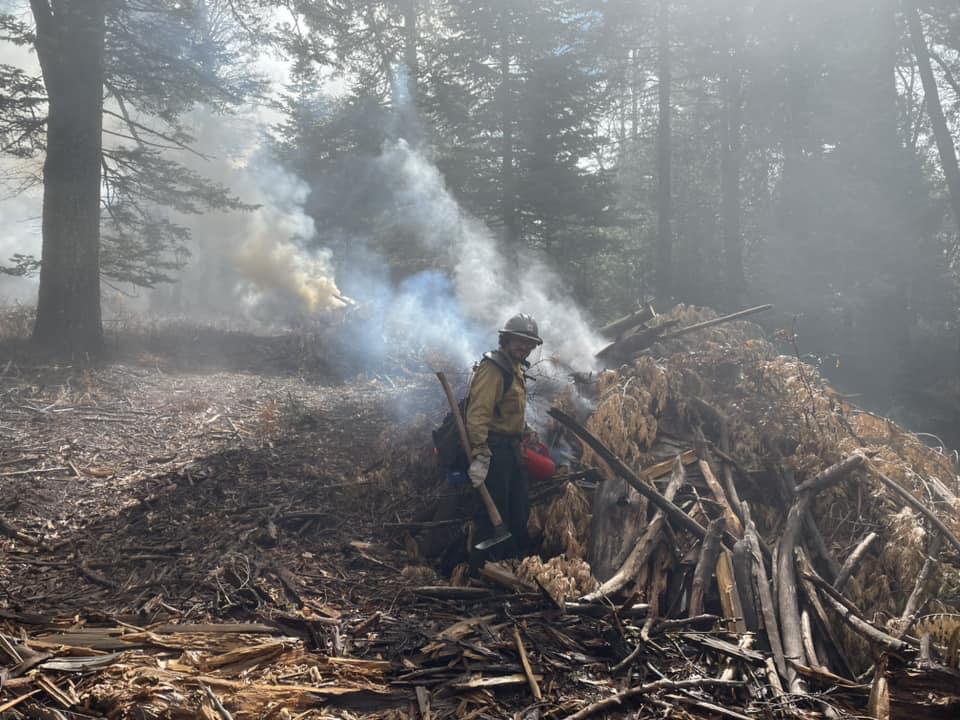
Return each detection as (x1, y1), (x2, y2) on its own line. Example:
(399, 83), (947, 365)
(0, 326), (659, 720)
(0, 327), (468, 717)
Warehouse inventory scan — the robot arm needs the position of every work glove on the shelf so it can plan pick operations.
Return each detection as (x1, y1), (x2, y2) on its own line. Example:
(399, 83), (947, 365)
(468, 456), (490, 488)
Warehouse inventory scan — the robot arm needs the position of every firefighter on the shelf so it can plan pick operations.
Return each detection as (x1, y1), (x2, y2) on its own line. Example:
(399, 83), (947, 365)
(465, 313), (542, 557)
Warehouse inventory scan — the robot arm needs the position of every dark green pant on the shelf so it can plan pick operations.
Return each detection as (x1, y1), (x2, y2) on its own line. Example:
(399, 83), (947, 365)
(477, 432), (530, 558)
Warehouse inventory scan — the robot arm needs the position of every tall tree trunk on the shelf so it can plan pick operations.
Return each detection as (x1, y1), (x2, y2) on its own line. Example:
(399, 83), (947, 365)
(720, 4), (744, 309)
(631, 48), (640, 143)
(499, 20), (519, 245)
(906, 1), (960, 232)
(31, 0), (105, 355)
(402, 0), (418, 104)
(781, 10), (811, 281)
(655, 0), (672, 302)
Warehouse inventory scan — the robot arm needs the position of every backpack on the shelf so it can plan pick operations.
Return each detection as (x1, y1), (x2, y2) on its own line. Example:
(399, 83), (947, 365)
(433, 351), (514, 474)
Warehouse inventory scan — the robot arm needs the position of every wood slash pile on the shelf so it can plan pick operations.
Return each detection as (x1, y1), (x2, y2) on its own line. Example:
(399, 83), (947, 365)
(529, 303), (960, 717)
(389, 303), (960, 717)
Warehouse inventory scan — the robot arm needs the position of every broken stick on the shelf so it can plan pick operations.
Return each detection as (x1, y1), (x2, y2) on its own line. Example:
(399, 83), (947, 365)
(689, 517), (726, 617)
(562, 678), (744, 720)
(514, 626), (542, 701)
(833, 531), (879, 593)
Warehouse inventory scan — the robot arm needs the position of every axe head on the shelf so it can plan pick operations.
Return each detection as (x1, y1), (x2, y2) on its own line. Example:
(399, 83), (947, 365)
(475, 525), (512, 551)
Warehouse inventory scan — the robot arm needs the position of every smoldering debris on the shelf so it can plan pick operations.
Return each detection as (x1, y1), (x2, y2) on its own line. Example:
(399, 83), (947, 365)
(369, 303), (960, 716)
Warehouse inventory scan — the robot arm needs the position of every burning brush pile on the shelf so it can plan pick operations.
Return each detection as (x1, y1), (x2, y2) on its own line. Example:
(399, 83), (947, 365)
(386, 303), (960, 714)
(565, 306), (960, 670)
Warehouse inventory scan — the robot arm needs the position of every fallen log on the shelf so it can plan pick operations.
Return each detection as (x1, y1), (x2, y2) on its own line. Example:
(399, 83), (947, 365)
(594, 304), (774, 363)
(801, 565), (916, 656)
(658, 304), (774, 341)
(834, 531), (879, 593)
(588, 469), (649, 582)
(742, 504), (787, 683)
(778, 453), (865, 693)
(731, 539), (760, 632)
(594, 320), (680, 362)
(716, 549), (746, 635)
(698, 458), (743, 537)
(598, 303), (657, 339)
(817, 585), (916, 657)
(689, 517), (726, 617)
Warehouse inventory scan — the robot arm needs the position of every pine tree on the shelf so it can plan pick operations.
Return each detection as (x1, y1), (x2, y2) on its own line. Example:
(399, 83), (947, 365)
(0, 1), (267, 354)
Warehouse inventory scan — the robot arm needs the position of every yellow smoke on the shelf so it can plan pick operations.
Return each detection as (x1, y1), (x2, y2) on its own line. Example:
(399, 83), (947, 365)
(235, 234), (349, 314)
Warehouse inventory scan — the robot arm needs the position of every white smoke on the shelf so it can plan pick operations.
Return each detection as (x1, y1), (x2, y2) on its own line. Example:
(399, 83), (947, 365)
(0, 176), (42, 304)
(151, 112), (346, 324)
(1, 7), (604, 376)
(139, 49), (349, 324)
(373, 140), (604, 372)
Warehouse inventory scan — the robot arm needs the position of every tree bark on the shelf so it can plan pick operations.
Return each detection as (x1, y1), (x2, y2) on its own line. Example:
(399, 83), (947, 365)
(720, 1), (744, 308)
(587, 475), (646, 583)
(583, 455), (685, 598)
(689, 517), (726, 617)
(31, 0), (106, 356)
(905, 1), (960, 234)
(402, 0), (418, 104)
(655, 0), (672, 302)
(498, 15), (519, 245)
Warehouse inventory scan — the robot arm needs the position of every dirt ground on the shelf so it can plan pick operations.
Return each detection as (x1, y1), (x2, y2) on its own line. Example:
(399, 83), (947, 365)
(0, 328), (430, 616)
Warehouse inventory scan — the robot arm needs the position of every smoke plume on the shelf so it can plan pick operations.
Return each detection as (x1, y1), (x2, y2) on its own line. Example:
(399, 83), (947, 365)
(351, 140), (605, 372)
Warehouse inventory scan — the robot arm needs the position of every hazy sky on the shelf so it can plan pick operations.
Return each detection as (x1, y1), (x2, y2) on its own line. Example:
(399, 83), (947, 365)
(0, 13), (42, 304)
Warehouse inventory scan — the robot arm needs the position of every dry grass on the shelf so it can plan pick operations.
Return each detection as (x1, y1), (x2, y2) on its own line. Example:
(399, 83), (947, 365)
(531, 482), (592, 560)
(516, 555), (598, 602)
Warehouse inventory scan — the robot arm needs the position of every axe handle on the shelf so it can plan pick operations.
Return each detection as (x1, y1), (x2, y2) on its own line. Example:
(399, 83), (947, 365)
(436, 371), (505, 528)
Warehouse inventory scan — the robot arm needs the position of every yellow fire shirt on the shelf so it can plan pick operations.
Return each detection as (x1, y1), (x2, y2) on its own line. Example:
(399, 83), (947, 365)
(465, 356), (527, 459)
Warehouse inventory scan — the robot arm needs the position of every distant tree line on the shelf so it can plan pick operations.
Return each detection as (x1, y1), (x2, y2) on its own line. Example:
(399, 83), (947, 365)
(272, 0), (960, 412)
(2, 1), (960, 419)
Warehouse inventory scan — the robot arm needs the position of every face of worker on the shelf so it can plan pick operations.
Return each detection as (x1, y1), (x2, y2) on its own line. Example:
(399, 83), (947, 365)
(504, 335), (538, 362)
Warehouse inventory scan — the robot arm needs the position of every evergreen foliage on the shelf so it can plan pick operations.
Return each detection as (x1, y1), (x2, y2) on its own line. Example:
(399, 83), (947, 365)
(0, 0), (265, 289)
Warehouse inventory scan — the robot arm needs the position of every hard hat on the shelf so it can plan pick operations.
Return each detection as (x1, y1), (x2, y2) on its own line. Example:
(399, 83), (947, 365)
(499, 313), (543, 345)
